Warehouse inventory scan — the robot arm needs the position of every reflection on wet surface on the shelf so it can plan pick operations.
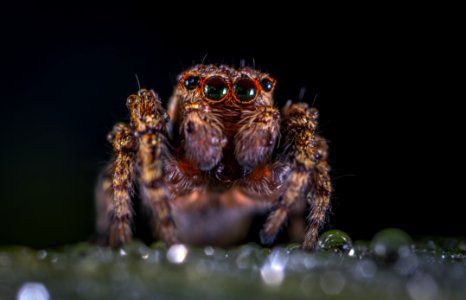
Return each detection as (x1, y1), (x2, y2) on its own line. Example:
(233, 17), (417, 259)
(0, 229), (465, 300)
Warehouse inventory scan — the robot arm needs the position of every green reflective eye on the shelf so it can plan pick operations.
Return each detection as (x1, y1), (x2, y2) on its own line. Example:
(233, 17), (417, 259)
(203, 76), (228, 101)
(234, 78), (257, 102)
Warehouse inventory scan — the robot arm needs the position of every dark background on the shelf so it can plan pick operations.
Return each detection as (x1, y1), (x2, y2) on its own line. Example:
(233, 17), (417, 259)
(0, 5), (460, 248)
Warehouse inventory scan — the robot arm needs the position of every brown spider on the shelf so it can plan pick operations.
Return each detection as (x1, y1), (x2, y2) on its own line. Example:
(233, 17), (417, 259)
(95, 64), (331, 250)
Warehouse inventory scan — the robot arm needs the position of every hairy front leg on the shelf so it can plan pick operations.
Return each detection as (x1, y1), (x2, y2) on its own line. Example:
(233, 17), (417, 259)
(127, 89), (178, 245)
(138, 133), (177, 244)
(261, 102), (331, 250)
(304, 135), (331, 250)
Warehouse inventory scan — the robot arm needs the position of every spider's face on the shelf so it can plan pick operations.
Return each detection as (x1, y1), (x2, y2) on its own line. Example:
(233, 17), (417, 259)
(176, 64), (276, 107)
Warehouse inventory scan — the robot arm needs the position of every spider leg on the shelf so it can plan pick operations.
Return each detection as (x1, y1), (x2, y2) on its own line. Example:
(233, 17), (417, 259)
(138, 133), (177, 244)
(260, 102), (331, 250)
(127, 89), (178, 245)
(95, 164), (113, 244)
(304, 134), (331, 250)
(96, 122), (138, 247)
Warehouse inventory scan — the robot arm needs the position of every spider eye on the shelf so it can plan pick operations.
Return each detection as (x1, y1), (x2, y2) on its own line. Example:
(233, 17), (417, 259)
(233, 78), (257, 103)
(260, 78), (274, 92)
(184, 76), (200, 90)
(203, 76), (228, 101)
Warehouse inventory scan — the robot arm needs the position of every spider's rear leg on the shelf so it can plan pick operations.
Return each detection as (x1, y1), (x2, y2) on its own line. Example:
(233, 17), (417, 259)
(95, 164), (113, 244)
(128, 89), (178, 245)
(260, 102), (331, 250)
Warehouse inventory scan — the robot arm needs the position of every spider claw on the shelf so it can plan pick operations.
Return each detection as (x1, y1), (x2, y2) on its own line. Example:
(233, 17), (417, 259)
(260, 229), (277, 246)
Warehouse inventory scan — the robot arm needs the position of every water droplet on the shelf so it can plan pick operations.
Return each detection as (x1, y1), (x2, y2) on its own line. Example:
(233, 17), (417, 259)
(50, 254), (59, 264)
(394, 253), (419, 275)
(426, 240), (438, 250)
(406, 273), (438, 300)
(236, 247), (253, 269)
(17, 282), (50, 300)
(285, 243), (302, 253)
(319, 271), (345, 295)
(352, 241), (371, 258)
(150, 241), (168, 250)
(371, 228), (412, 265)
(303, 256), (317, 269)
(146, 250), (161, 263)
(167, 244), (188, 264)
(457, 240), (466, 251)
(94, 247), (114, 263)
(354, 259), (377, 279)
(261, 263), (285, 286)
(287, 252), (311, 271)
(318, 230), (353, 254)
(260, 249), (288, 286)
(136, 245), (150, 260)
(204, 246), (214, 256)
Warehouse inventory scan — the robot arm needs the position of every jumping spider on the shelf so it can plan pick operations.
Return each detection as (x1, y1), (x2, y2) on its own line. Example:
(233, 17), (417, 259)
(96, 64), (331, 250)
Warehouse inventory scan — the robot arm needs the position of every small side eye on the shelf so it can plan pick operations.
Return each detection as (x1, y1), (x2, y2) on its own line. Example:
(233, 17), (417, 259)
(184, 76), (200, 90)
(260, 78), (274, 92)
(203, 76), (229, 102)
(233, 78), (257, 103)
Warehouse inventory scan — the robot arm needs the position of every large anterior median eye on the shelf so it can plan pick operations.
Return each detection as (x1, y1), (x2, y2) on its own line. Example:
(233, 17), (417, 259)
(203, 76), (228, 101)
(233, 78), (257, 103)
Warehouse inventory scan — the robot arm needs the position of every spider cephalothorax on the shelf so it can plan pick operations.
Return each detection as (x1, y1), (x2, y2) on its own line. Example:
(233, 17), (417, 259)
(96, 64), (331, 250)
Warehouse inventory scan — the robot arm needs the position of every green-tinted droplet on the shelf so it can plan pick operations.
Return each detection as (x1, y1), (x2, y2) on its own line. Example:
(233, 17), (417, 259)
(371, 228), (413, 265)
(318, 230), (353, 254)
(285, 243), (302, 253)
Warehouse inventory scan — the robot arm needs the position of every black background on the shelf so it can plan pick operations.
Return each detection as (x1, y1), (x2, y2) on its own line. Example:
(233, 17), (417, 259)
(0, 4), (460, 248)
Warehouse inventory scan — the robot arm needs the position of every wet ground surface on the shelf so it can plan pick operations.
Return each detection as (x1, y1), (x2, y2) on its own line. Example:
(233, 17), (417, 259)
(1, 229), (465, 300)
